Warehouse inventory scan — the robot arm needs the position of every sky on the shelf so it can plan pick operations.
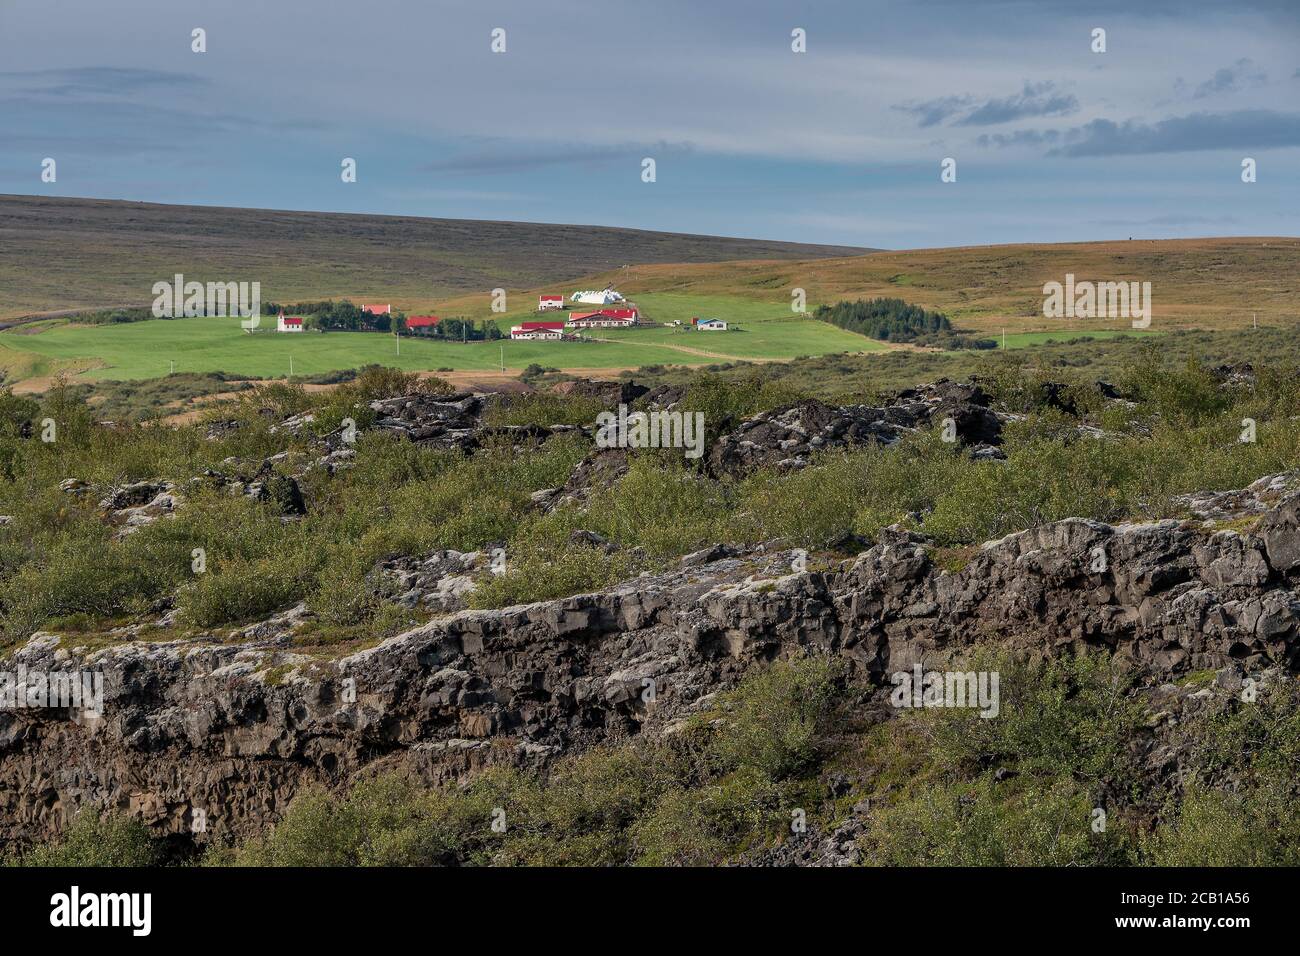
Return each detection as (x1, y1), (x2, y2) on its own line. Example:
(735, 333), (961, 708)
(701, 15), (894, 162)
(1, 0), (1297, 248)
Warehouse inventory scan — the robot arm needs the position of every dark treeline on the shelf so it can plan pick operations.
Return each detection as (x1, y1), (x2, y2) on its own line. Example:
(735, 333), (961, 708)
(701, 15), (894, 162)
(265, 300), (398, 332)
(410, 317), (504, 341)
(813, 297), (951, 340)
(62, 307), (158, 325)
(264, 301), (502, 339)
(813, 298), (995, 349)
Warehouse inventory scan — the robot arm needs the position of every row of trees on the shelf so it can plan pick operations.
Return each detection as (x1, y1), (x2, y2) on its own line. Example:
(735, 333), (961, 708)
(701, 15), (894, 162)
(812, 297), (952, 340)
(408, 317), (504, 341)
(263, 301), (502, 339)
(265, 300), (397, 332)
(812, 298), (996, 349)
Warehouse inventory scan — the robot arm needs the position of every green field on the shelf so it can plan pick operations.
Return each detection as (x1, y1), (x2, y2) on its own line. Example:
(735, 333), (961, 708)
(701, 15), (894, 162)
(0, 310), (879, 383)
(0, 299), (1167, 385)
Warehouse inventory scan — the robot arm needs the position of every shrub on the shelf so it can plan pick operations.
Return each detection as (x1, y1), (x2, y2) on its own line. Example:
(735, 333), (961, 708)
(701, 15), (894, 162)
(1141, 784), (1297, 866)
(177, 553), (313, 627)
(926, 648), (1144, 788)
(467, 542), (635, 609)
(710, 656), (843, 779)
(8, 810), (161, 867)
(858, 774), (1116, 866)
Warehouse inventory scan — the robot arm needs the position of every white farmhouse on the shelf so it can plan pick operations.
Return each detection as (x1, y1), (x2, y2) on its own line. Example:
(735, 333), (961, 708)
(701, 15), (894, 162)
(510, 321), (566, 340)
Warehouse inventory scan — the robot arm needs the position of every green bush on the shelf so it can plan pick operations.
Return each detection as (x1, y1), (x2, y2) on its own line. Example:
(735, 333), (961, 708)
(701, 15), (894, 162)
(177, 553), (313, 627)
(711, 656), (843, 779)
(1141, 784), (1298, 866)
(858, 774), (1115, 866)
(7, 810), (161, 867)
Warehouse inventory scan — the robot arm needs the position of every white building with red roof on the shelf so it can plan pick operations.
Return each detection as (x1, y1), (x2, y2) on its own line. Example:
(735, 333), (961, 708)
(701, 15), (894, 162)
(565, 308), (638, 328)
(509, 321), (567, 340)
(277, 313), (304, 333)
(538, 295), (565, 312)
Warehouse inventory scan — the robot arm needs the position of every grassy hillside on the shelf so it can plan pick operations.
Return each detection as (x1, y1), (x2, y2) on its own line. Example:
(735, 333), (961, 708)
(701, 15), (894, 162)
(0, 195), (869, 321)
(525, 237), (1298, 335)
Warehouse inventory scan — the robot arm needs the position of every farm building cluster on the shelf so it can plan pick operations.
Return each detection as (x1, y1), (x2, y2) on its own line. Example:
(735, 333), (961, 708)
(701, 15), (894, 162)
(267, 286), (729, 341)
(511, 289), (642, 339)
(510, 307), (640, 340)
(509, 288), (728, 339)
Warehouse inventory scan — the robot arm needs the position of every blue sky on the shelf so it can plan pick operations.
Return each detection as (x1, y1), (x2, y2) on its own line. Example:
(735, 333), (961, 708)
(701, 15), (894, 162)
(1, 0), (1297, 248)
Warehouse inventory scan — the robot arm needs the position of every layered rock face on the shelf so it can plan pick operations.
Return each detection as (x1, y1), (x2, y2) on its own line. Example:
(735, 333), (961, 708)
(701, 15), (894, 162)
(3, 472), (1299, 850)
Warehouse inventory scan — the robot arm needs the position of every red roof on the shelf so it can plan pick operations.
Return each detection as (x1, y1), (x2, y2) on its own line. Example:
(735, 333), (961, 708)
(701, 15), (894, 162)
(516, 321), (566, 331)
(406, 315), (440, 328)
(361, 303), (391, 315)
(568, 308), (637, 321)
(539, 295), (564, 301)
(281, 316), (303, 326)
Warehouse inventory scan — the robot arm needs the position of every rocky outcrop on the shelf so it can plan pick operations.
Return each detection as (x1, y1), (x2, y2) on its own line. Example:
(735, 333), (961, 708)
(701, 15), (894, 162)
(4, 472), (1300, 850)
(95, 481), (179, 536)
(63, 463), (308, 538)
(530, 448), (630, 513)
(375, 550), (482, 613)
(707, 381), (1004, 477)
(550, 379), (648, 407)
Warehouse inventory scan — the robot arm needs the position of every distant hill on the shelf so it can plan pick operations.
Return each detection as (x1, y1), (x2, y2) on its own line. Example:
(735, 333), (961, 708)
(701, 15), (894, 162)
(543, 237), (1299, 334)
(0, 195), (872, 320)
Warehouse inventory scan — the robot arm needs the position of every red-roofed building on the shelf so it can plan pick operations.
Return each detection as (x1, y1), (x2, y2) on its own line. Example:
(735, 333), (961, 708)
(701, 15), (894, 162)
(565, 307), (638, 328)
(361, 303), (391, 315)
(405, 316), (440, 333)
(277, 312), (304, 333)
(538, 295), (565, 312)
(509, 320), (567, 341)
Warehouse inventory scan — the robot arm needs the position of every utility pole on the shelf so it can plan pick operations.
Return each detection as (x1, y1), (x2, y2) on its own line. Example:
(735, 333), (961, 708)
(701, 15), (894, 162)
(500, 344), (505, 372)
(289, 355), (293, 379)
(1002, 329), (1006, 349)
(1253, 312), (1258, 330)
(170, 360), (175, 374)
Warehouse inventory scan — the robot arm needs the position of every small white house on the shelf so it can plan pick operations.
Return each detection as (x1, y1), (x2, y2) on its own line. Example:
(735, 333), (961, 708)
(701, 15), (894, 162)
(696, 318), (728, 331)
(277, 313), (304, 333)
(538, 295), (565, 311)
